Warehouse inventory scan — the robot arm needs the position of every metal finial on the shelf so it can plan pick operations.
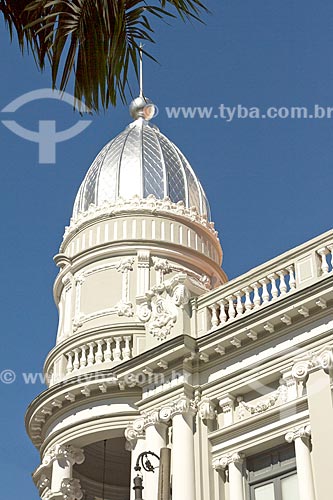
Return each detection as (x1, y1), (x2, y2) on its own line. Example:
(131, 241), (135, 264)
(129, 43), (156, 121)
(139, 43), (144, 98)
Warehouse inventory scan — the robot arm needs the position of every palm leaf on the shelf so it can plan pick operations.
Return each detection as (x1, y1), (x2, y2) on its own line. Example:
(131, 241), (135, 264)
(6, 0), (209, 111)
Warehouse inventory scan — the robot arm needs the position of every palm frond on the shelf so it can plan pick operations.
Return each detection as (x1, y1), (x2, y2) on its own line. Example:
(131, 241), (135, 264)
(5, 0), (208, 111)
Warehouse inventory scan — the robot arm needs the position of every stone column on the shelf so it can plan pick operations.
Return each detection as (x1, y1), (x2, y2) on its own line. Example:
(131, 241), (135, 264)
(42, 444), (85, 499)
(170, 397), (196, 500)
(198, 398), (217, 500)
(220, 453), (245, 500)
(125, 422), (147, 500)
(293, 345), (333, 500)
(285, 425), (315, 500)
(144, 411), (168, 500)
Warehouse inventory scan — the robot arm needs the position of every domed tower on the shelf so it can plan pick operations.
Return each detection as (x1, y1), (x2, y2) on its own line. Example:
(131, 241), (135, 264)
(26, 96), (227, 500)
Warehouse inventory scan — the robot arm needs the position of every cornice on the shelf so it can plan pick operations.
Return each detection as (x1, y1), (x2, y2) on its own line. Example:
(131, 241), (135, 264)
(60, 195), (220, 250)
(195, 278), (333, 370)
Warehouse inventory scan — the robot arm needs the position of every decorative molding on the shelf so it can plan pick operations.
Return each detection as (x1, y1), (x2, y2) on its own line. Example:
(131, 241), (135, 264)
(285, 424), (311, 443)
(116, 257), (135, 273)
(124, 424), (145, 450)
(198, 398), (217, 420)
(236, 383), (287, 420)
(60, 478), (83, 500)
(115, 300), (134, 317)
(292, 345), (333, 381)
(152, 256), (210, 289)
(42, 445), (85, 467)
(137, 250), (150, 269)
(219, 395), (235, 414)
(137, 274), (189, 340)
(62, 194), (219, 251)
(37, 474), (50, 493)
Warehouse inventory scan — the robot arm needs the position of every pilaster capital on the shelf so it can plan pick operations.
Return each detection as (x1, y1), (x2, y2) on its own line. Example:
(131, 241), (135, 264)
(60, 478), (83, 500)
(198, 398), (217, 420)
(285, 424), (311, 443)
(124, 426), (144, 450)
(42, 445), (85, 467)
(292, 345), (333, 381)
(214, 452), (245, 470)
(158, 396), (197, 423)
(172, 396), (197, 417)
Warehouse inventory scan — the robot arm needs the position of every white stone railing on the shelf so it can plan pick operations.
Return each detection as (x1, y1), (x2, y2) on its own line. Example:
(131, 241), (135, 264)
(65, 335), (132, 376)
(196, 232), (333, 333)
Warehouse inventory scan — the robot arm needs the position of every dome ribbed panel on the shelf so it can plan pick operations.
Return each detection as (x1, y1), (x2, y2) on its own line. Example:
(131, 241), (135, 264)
(142, 126), (165, 199)
(118, 124), (143, 199)
(157, 133), (186, 204)
(81, 147), (108, 211)
(98, 132), (127, 204)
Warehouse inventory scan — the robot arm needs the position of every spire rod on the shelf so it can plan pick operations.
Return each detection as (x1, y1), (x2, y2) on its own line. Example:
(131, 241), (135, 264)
(139, 43), (144, 98)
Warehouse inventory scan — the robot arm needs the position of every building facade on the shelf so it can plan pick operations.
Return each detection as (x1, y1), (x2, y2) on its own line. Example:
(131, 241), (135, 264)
(26, 96), (333, 500)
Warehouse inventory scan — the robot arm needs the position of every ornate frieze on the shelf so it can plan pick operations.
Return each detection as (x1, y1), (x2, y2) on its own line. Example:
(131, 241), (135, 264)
(236, 383), (287, 420)
(60, 478), (83, 500)
(62, 195), (219, 252)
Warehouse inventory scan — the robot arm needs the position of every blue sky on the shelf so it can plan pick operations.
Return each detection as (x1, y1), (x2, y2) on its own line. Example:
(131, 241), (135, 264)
(1, 1), (333, 498)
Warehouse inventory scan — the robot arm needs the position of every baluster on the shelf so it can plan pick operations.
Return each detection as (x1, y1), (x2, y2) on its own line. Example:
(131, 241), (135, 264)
(268, 273), (278, 299)
(73, 349), (80, 371)
(209, 303), (220, 328)
(87, 342), (95, 366)
(328, 245), (333, 272)
(95, 340), (104, 364)
(286, 265), (296, 290)
(278, 270), (287, 295)
(104, 338), (112, 362)
(235, 291), (244, 316)
(243, 286), (253, 312)
(66, 352), (74, 374)
(260, 278), (270, 305)
(251, 282), (261, 309)
(80, 345), (87, 368)
(113, 337), (122, 362)
(123, 336), (132, 360)
(227, 295), (236, 320)
(218, 299), (227, 324)
(317, 247), (329, 275)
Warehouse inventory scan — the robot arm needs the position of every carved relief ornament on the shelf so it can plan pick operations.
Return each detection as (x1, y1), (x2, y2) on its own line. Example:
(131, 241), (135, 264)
(292, 345), (333, 381)
(137, 273), (190, 340)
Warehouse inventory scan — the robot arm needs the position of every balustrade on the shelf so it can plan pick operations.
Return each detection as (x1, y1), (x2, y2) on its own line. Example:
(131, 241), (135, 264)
(65, 335), (132, 375)
(202, 237), (333, 331)
(206, 265), (296, 330)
